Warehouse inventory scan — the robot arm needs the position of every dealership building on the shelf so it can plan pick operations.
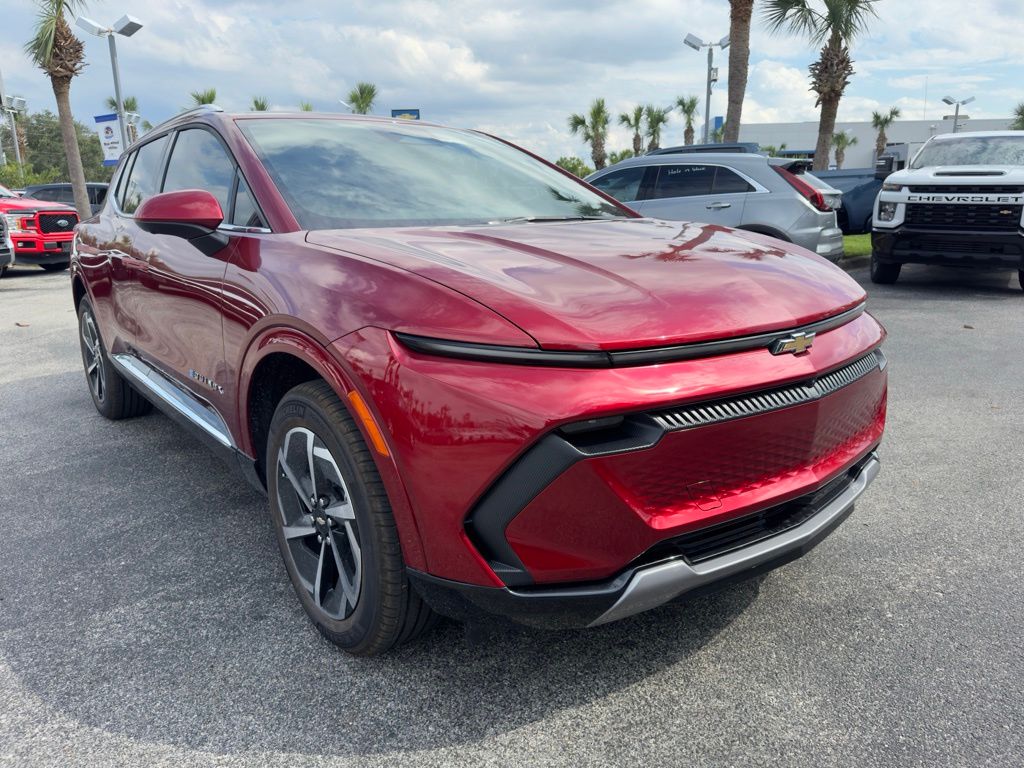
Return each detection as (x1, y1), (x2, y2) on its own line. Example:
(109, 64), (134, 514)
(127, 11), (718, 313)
(737, 116), (1013, 170)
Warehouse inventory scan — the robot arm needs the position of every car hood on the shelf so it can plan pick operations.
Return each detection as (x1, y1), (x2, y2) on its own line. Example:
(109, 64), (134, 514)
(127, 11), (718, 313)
(889, 165), (1024, 184)
(307, 218), (865, 351)
(0, 197), (75, 212)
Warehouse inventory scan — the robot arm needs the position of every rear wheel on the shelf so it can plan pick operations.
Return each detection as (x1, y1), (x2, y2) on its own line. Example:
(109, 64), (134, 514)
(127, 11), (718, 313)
(267, 381), (436, 655)
(870, 254), (901, 284)
(77, 299), (151, 419)
(41, 262), (69, 272)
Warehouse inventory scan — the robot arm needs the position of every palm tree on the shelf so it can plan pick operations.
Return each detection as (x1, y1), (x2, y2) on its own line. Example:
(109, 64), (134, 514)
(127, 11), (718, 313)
(346, 82), (378, 115)
(870, 106), (900, 160)
(675, 95), (700, 146)
(251, 96), (270, 112)
(644, 105), (670, 151)
(106, 95), (141, 141)
(724, 0), (755, 143)
(555, 156), (594, 178)
(618, 106), (645, 155)
(1010, 103), (1024, 130)
(190, 88), (218, 106)
(568, 98), (610, 170)
(608, 149), (635, 165)
(25, 0), (90, 219)
(760, 142), (788, 157)
(831, 131), (857, 168)
(765, 0), (878, 171)
(299, 101), (314, 112)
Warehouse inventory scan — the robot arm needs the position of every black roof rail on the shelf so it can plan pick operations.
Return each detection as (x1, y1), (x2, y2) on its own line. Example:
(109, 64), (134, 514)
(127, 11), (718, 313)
(646, 142), (761, 156)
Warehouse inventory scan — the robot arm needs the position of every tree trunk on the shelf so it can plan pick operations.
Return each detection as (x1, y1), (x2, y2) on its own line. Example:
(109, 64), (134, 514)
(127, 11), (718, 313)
(835, 147), (845, 169)
(633, 131), (642, 155)
(592, 134), (606, 170)
(875, 129), (886, 161)
(724, 0), (753, 143)
(813, 95), (840, 171)
(684, 126), (694, 146)
(51, 78), (90, 219)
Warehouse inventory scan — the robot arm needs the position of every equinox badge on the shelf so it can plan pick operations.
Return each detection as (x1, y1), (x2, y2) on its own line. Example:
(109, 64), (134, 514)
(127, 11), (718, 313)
(770, 331), (815, 355)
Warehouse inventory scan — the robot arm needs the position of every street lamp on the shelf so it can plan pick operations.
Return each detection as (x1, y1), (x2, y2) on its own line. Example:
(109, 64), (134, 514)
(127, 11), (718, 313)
(76, 14), (144, 149)
(941, 95), (974, 133)
(684, 32), (730, 144)
(0, 94), (27, 176)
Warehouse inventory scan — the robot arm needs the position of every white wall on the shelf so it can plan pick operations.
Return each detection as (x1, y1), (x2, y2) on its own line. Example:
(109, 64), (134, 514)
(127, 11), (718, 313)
(738, 117), (1014, 169)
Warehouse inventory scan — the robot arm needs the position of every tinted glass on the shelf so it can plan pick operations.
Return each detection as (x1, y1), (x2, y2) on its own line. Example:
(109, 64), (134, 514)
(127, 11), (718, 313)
(651, 165), (715, 199)
(163, 129), (235, 212)
(713, 167), (754, 194)
(238, 118), (628, 229)
(122, 135), (169, 214)
(31, 188), (58, 201)
(590, 167), (646, 202)
(231, 174), (266, 228)
(911, 135), (1024, 168)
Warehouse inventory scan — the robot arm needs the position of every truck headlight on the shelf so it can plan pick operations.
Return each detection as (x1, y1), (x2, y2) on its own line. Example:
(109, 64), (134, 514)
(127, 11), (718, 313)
(3, 214), (23, 233)
(882, 182), (903, 192)
(878, 202), (898, 222)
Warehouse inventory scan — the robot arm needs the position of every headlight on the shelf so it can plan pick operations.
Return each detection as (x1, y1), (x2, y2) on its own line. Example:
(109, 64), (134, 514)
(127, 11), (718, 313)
(882, 182), (903, 192)
(878, 202), (898, 222)
(3, 214), (23, 233)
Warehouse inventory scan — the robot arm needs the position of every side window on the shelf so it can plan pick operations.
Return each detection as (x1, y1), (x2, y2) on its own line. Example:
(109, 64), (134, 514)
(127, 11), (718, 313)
(58, 187), (75, 204)
(162, 128), (235, 213)
(589, 167), (647, 202)
(713, 167), (755, 194)
(32, 188), (57, 201)
(121, 135), (170, 214)
(650, 165), (715, 199)
(231, 174), (267, 228)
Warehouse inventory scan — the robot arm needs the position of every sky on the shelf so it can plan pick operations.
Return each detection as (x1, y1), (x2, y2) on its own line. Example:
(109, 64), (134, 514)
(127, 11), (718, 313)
(1, 0), (1023, 161)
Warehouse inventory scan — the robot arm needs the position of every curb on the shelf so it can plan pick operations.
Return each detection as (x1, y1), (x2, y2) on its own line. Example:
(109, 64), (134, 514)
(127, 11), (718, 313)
(837, 254), (870, 273)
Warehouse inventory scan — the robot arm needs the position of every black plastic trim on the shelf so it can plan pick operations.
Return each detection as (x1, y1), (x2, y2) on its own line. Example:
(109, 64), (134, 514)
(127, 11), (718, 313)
(395, 303), (865, 369)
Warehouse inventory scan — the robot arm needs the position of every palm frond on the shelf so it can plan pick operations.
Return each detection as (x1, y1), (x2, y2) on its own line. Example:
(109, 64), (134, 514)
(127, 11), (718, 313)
(763, 0), (823, 41)
(190, 88), (218, 106)
(347, 82), (378, 114)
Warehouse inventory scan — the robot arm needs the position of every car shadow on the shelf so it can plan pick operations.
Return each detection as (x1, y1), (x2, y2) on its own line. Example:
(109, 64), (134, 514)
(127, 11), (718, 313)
(0, 372), (761, 758)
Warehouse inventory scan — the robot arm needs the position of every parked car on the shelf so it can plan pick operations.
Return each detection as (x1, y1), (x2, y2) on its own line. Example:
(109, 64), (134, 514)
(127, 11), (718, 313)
(22, 182), (109, 215)
(72, 108), (887, 655)
(813, 168), (883, 235)
(0, 211), (13, 277)
(586, 153), (845, 261)
(872, 130), (1024, 290)
(0, 184), (79, 271)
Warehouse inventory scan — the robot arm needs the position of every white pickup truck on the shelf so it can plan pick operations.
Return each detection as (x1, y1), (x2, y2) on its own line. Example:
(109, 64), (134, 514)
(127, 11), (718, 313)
(871, 131), (1024, 291)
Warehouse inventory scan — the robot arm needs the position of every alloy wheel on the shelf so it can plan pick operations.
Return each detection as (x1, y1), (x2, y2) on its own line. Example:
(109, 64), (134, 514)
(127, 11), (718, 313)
(81, 311), (106, 404)
(275, 427), (362, 620)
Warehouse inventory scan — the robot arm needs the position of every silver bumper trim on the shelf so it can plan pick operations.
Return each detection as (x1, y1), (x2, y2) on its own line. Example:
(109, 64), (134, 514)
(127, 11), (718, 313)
(588, 455), (880, 626)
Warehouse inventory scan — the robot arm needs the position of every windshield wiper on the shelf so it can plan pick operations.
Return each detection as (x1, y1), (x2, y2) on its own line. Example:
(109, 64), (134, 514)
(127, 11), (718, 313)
(490, 215), (616, 224)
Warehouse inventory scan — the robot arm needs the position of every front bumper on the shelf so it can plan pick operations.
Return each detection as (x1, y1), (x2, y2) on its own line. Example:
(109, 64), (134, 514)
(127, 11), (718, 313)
(410, 453), (879, 629)
(12, 234), (73, 265)
(872, 228), (1024, 269)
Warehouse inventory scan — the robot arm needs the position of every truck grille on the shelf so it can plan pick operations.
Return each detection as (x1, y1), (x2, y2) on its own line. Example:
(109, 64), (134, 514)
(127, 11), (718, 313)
(905, 203), (1022, 231)
(908, 184), (1024, 194)
(37, 212), (78, 234)
(896, 235), (1023, 257)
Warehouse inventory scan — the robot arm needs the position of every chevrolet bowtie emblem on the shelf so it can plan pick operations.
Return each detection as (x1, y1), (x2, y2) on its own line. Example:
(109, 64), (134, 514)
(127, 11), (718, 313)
(770, 331), (815, 355)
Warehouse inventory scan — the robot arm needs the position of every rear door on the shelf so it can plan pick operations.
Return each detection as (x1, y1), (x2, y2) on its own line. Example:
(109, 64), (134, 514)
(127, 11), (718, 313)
(634, 163), (750, 226)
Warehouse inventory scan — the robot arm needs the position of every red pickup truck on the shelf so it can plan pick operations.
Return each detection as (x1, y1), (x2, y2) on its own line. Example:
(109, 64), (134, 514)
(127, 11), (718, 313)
(0, 184), (79, 271)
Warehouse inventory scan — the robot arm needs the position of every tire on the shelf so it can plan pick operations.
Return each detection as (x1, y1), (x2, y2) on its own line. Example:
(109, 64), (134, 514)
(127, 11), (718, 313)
(77, 299), (152, 419)
(870, 254), (901, 284)
(267, 381), (436, 655)
(41, 262), (69, 272)
(0, 266), (6, 279)
(1019, 270), (1024, 292)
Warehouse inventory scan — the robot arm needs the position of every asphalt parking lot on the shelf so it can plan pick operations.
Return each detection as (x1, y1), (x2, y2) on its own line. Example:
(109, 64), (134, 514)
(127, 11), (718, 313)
(1, 263), (1022, 767)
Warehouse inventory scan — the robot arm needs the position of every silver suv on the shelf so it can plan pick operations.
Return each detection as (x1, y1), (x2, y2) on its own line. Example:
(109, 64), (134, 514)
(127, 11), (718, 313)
(586, 153), (844, 261)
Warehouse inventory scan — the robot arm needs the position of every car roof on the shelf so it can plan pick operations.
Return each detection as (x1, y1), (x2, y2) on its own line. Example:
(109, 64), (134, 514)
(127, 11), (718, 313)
(589, 152), (768, 177)
(927, 131), (1023, 140)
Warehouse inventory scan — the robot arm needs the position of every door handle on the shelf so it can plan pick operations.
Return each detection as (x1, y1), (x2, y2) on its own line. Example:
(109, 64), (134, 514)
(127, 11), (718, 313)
(706, 202), (732, 210)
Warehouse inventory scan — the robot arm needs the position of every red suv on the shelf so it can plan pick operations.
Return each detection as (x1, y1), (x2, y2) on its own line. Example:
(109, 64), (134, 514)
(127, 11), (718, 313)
(0, 184), (78, 270)
(71, 108), (887, 655)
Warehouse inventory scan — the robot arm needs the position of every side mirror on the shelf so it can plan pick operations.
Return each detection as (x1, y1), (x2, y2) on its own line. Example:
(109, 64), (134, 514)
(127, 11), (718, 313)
(135, 189), (228, 256)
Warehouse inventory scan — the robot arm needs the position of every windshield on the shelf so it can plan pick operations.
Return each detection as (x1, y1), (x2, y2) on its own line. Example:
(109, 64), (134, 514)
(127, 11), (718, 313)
(238, 118), (629, 229)
(911, 135), (1024, 169)
(0, 185), (16, 198)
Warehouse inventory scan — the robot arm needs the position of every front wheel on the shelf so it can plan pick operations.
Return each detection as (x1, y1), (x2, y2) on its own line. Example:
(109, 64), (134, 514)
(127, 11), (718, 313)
(870, 255), (901, 284)
(77, 299), (151, 419)
(41, 262), (69, 272)
(267, 381), (436, 655)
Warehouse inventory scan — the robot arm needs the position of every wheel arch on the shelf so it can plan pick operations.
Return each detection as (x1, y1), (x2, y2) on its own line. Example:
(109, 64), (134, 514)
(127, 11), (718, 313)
(239, 328), (427, 570)
(736, 224), (792, 243)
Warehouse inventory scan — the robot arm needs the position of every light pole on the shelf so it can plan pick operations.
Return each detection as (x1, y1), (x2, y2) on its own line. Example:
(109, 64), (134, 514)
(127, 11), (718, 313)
(0, 65), (27, 177)
(76, 14), (144, 149)
(942, 95), (974, 133)
(684, 32), (730, 144)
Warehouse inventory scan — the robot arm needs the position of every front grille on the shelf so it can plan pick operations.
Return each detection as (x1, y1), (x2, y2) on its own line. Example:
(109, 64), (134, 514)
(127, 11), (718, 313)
(648, 457), (867, 564)
(908, 184), (1024, 194)
(651, 352), (881, 433)
(905, 203), (1022, 231)
(37, 212), (78, 234)
(896, 235), (1022, 256)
